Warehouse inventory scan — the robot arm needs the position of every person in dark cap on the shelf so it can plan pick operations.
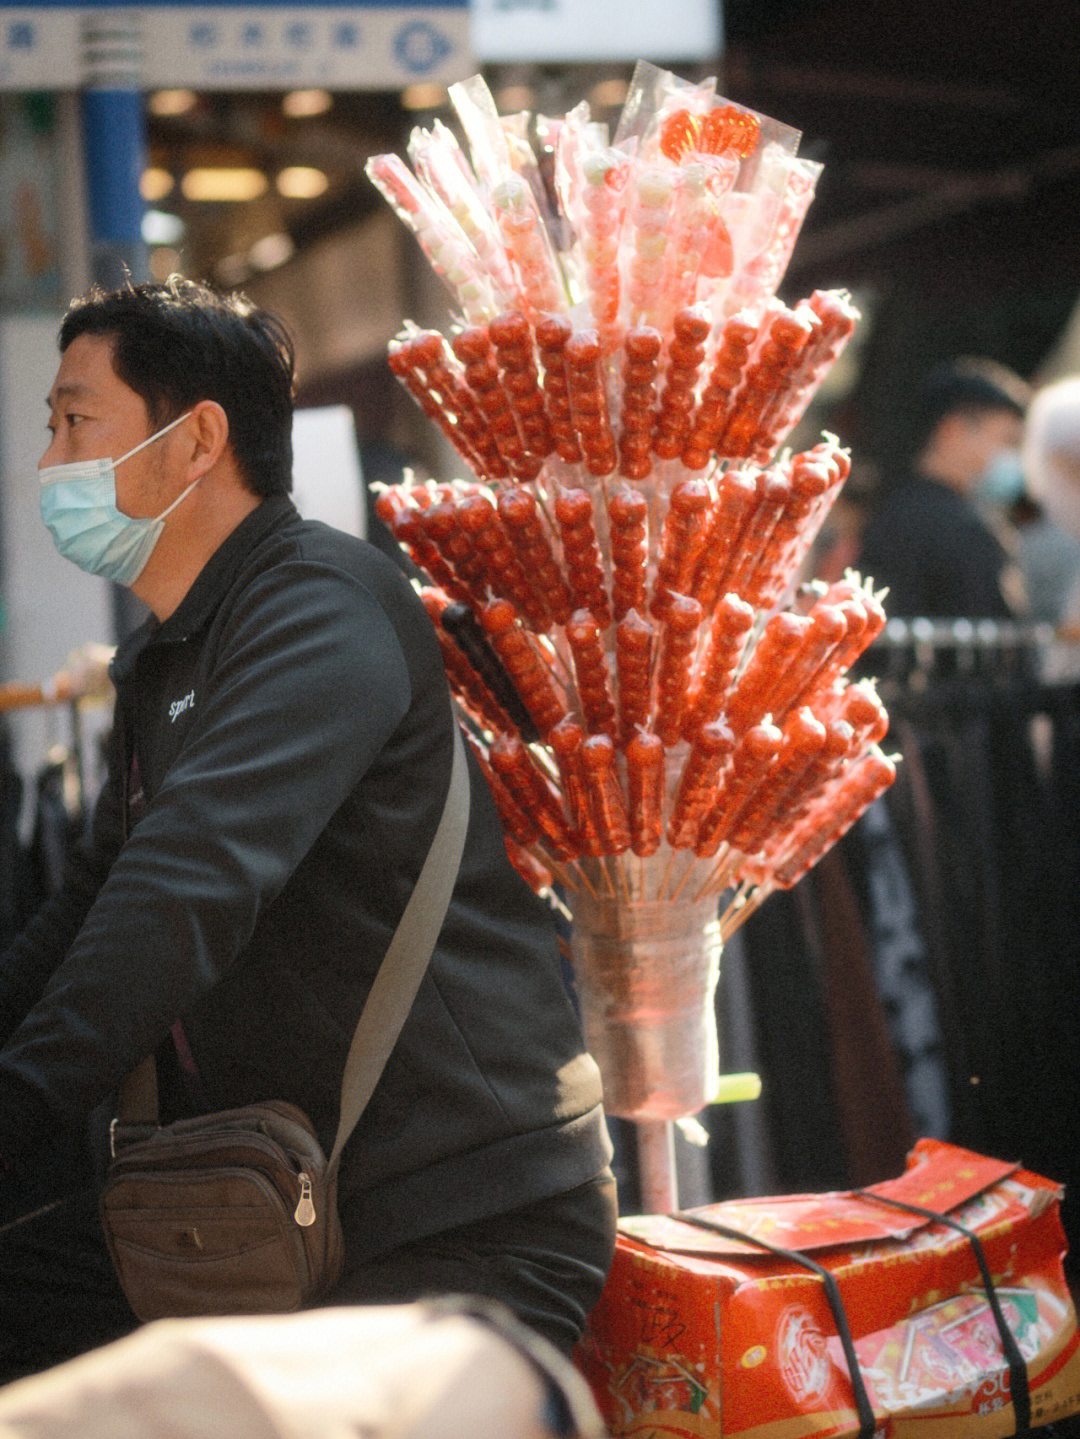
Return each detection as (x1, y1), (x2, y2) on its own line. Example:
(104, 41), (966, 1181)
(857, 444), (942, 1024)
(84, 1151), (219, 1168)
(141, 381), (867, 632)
(856, 357), (1030, 618)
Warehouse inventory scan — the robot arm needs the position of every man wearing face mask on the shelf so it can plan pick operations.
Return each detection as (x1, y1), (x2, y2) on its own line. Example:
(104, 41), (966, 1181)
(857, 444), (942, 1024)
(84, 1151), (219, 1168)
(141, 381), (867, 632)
(0, 279), (616, 1379)
(855, 357), (1030, 619)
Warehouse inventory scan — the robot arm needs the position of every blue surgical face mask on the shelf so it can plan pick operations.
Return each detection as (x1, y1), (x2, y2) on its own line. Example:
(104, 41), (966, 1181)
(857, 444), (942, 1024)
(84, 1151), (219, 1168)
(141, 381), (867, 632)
(975, 449), (1026, 506)
(38, 412), (197, 585)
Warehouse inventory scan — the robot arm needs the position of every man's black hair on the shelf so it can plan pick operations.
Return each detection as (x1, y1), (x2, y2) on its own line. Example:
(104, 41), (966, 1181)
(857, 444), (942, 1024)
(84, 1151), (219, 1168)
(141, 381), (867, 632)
(907, 356), (1030, 464)
(59, 276), (296, 498)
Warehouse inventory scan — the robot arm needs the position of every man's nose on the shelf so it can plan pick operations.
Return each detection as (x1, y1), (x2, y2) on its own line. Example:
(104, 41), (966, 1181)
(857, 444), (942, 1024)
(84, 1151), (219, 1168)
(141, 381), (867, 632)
(39, 432), (61, 470)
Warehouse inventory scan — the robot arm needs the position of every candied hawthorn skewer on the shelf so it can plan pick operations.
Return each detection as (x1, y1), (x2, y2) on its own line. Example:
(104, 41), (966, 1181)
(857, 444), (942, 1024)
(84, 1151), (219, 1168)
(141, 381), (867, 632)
(617, 327), (662, 481)
(756, 748), (897, 889)
(651, 478), (712, 619)
(813, 580), (887, 686)
(682, 311), (759, 472)
(615, 608), (654, 747)
(720, 466), (793, 603)
(728, 706), (826, 854)
(761, 715), (856, 848)
(480, 598), (568, 736)
(580, 733), (632, 856)
(564, 328), (618, 479)
(565, 608), (617, 736)
(748, 450), (834, 609)
(535, 314), (584, 467)
(717, 301), (817, 462)
(489, 733), (579, 860)
(455, 492), (551, 631)
(578, 148), (626, 351)
(496, 486), (574, 626)
(391, 332), (508, 484)
(624, 165), (676, 332)
(756, 289), (859, 456)
(420, 495), (492, 609)
(440, 600), (537, 738)
(503, 836), (554, 893)
(763, 601), (849, 726)
(725, 611), (810, 737)
(682, 592), (755, 738)
(465, 731), (542, 848)
(689, 467), (759, 616)
(375, 489), (465, 599)
(548, 717), (595, 849)
(450, 324), (537, 482)
(553, 486), (611, 624)
(656, 159), (732, 329)
(491, 174), (567, 322)
(420, 590), (517, 736)
(815, 679), (890, 751)
(653, 308), (711, 463)
(608, 483), (650, 622)
(694, 719), (783, 860)
(365, 153), (497, 322)
(489, 310), (553, 476)
(667, 718), (736, 850)
(625, 729), (665, 857)
(653, 594), (703, 746)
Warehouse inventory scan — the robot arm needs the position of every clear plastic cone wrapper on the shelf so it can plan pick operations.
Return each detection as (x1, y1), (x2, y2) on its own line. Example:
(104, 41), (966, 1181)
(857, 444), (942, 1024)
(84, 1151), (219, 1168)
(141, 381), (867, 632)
(570, 863), (722, 1120)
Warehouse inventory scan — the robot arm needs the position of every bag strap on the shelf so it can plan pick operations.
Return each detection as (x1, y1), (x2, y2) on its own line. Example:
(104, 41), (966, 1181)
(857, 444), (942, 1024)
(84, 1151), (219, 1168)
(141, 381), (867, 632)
(119, 722), (471, 1172)
(327, 721), (468, 1175)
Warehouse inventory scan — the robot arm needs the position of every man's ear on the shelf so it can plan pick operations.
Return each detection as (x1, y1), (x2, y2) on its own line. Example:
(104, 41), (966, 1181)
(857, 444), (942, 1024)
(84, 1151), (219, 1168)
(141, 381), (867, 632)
(185, 399), (230, 480)
(933, 412), (971, 450)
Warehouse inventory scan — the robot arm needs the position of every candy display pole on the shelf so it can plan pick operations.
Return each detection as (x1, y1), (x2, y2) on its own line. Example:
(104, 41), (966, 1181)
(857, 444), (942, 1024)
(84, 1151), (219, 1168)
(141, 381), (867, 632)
(369, 65), (897, 1220)
(636, 1118), (678, 1214)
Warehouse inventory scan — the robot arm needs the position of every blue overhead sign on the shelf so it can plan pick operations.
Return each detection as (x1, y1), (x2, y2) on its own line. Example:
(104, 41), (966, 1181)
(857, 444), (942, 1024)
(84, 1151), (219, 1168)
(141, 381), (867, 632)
(0, 3), (470, 90)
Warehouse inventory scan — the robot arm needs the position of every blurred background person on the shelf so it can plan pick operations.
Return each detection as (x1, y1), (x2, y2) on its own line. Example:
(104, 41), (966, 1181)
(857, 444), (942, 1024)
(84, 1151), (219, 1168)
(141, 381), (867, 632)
(1023, 375), (1080, 631)
(855, 357), (1030, 619)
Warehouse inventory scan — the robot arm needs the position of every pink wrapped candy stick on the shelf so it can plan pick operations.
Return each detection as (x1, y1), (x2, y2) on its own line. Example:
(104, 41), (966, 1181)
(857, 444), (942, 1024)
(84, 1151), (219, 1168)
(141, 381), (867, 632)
(623, 164), (677, 332)
(366, 153), (497, 323)
(491, 174), (568, 323)
(408, 121), (522, 313)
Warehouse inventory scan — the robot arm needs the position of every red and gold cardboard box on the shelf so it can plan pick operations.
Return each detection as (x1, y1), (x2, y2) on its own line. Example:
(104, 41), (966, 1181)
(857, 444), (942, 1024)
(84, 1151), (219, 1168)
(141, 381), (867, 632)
(576, 1140), (1080, 1438)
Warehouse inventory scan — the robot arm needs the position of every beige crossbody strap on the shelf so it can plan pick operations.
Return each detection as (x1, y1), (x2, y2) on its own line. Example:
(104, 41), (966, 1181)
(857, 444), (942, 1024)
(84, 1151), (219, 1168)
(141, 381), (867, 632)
(328, 721), (469, 1174)
(120, 723), (471, 1154)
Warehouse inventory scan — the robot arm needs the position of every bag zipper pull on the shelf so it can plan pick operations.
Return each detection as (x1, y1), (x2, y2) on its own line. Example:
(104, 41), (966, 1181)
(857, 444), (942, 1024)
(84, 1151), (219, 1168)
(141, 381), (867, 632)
(294, 1173), (316, 1227)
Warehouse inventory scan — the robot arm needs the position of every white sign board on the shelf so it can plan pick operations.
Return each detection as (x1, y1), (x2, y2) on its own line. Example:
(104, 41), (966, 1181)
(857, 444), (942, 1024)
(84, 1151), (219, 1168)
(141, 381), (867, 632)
(291, 406), (367, 541)
(142, 5), (470, 91)
(0, 3), (469, 92)
(470, 0), (721, 64)
(0, 10), (80, 88)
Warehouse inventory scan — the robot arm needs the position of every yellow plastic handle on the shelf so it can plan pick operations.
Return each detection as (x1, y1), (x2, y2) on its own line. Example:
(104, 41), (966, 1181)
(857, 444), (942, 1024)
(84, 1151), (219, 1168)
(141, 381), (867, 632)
(710, 1072), (762, 1105)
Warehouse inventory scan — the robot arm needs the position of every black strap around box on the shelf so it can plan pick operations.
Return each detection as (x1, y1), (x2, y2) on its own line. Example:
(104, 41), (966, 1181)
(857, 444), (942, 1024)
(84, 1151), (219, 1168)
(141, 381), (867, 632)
(853, 1188), (1031, 1436)
(671, 1212), (877, 1439)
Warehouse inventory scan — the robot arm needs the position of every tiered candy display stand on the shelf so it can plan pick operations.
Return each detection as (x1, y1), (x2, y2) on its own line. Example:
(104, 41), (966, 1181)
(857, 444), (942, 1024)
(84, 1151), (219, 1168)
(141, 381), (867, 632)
(367, 62), (895, 1212)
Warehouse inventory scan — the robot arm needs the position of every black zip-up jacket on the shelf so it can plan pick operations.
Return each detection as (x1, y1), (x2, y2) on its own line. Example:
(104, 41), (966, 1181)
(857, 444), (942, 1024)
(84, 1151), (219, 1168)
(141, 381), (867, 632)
(0, 497), (610, 1259)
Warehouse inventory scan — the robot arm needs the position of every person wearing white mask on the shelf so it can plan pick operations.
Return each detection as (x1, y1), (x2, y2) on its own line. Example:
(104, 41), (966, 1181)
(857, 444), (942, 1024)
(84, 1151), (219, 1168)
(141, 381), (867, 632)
(0, 278), (616, 1381)
(1021, 375), (1080, 629)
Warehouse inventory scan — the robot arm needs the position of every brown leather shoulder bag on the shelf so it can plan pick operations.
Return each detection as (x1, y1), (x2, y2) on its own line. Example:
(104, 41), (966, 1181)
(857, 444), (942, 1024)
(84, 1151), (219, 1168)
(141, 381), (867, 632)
(100, 724), (469, 1322)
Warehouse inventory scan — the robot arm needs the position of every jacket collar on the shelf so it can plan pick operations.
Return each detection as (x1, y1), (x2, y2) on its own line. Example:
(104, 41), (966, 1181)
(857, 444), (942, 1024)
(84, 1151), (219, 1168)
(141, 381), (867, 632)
(111, 494), (298, 684)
